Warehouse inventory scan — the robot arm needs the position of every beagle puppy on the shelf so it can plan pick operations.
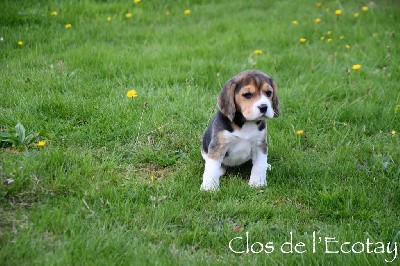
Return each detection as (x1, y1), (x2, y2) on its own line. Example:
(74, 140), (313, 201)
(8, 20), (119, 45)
(201, 70), (279, 191)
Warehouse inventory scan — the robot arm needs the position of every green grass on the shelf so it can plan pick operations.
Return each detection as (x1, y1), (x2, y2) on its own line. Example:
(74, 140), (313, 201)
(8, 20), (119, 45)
(1, 0), (399, 264)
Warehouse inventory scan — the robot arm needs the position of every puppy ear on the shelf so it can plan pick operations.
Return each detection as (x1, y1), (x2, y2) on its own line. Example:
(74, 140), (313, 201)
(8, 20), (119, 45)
(217, 80), (236, 121)
(271, 79), (279, 117)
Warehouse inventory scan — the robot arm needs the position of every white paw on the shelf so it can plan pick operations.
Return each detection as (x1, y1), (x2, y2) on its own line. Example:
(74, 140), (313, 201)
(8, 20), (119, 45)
(200, 181), (219, 191)
(248, 178), (267, 188)
(201, 158), (222, 191)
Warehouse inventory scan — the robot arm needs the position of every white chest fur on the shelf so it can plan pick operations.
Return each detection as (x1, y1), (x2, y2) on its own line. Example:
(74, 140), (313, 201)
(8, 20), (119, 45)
(222, 122), (266, 166)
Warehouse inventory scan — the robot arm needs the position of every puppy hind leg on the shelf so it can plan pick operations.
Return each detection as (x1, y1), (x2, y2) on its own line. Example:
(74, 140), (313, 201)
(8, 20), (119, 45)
(220, 164), (227, 176)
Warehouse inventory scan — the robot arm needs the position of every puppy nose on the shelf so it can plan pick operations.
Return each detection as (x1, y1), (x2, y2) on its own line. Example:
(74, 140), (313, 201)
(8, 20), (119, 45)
(258, 104), (268, 114)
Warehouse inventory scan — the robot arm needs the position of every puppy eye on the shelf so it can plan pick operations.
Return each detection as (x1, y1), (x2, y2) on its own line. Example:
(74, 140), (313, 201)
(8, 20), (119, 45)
(266, 91), (272, 97)
(242, 93), (253, 99)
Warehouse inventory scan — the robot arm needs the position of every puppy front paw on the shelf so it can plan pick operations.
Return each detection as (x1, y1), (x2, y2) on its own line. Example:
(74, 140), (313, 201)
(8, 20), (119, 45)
(248, 177), (267, 188)
(200, 181), (219, 191)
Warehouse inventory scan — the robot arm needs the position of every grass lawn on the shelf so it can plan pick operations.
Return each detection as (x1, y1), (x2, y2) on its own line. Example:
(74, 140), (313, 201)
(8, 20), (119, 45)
(1, 0), (399, 264)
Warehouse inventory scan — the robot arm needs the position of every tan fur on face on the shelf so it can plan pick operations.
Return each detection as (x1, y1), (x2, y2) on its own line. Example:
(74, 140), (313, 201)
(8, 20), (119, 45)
(218, 70), (279, 121)
(234, 82), (274, 120)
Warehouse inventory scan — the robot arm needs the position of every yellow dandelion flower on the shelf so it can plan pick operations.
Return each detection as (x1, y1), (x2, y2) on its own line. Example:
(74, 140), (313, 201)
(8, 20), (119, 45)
(254, 49), (263, 55)
(125, 13), (133, 19)
(327, 31), (332, 35)
(391, 130), (396, 136)
(352, 64), (362, 70)
(345, 44), (350, 49)
(127, 89), (137, 98)
(314, 18), (321, 24)
(107, 16), (112, 22)
(296, 130), (304, 136)
(354, 12), (359, 17)
(335, 10), (342, 15)
(65, 23), (72, 29)
(166, 11), (171, 16)
(291, 20), (299, 25)
(134, 0), (141, 3)
(339, 36), (344, 40)
(299, 38), (306, 43)
(184, 9), (191, 15)
(362, 6), (368, 12)
(17, 41), (23, 46)
(37, 140), (47, 147)
(320, 36), (325, 41)
(327, 38), (332, 43)
(316, 2), (322, 8)
(51, 11), (58, 16)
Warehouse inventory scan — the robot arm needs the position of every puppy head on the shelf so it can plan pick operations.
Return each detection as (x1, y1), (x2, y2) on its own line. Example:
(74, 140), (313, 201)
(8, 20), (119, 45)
(217, 70), (279, 122)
